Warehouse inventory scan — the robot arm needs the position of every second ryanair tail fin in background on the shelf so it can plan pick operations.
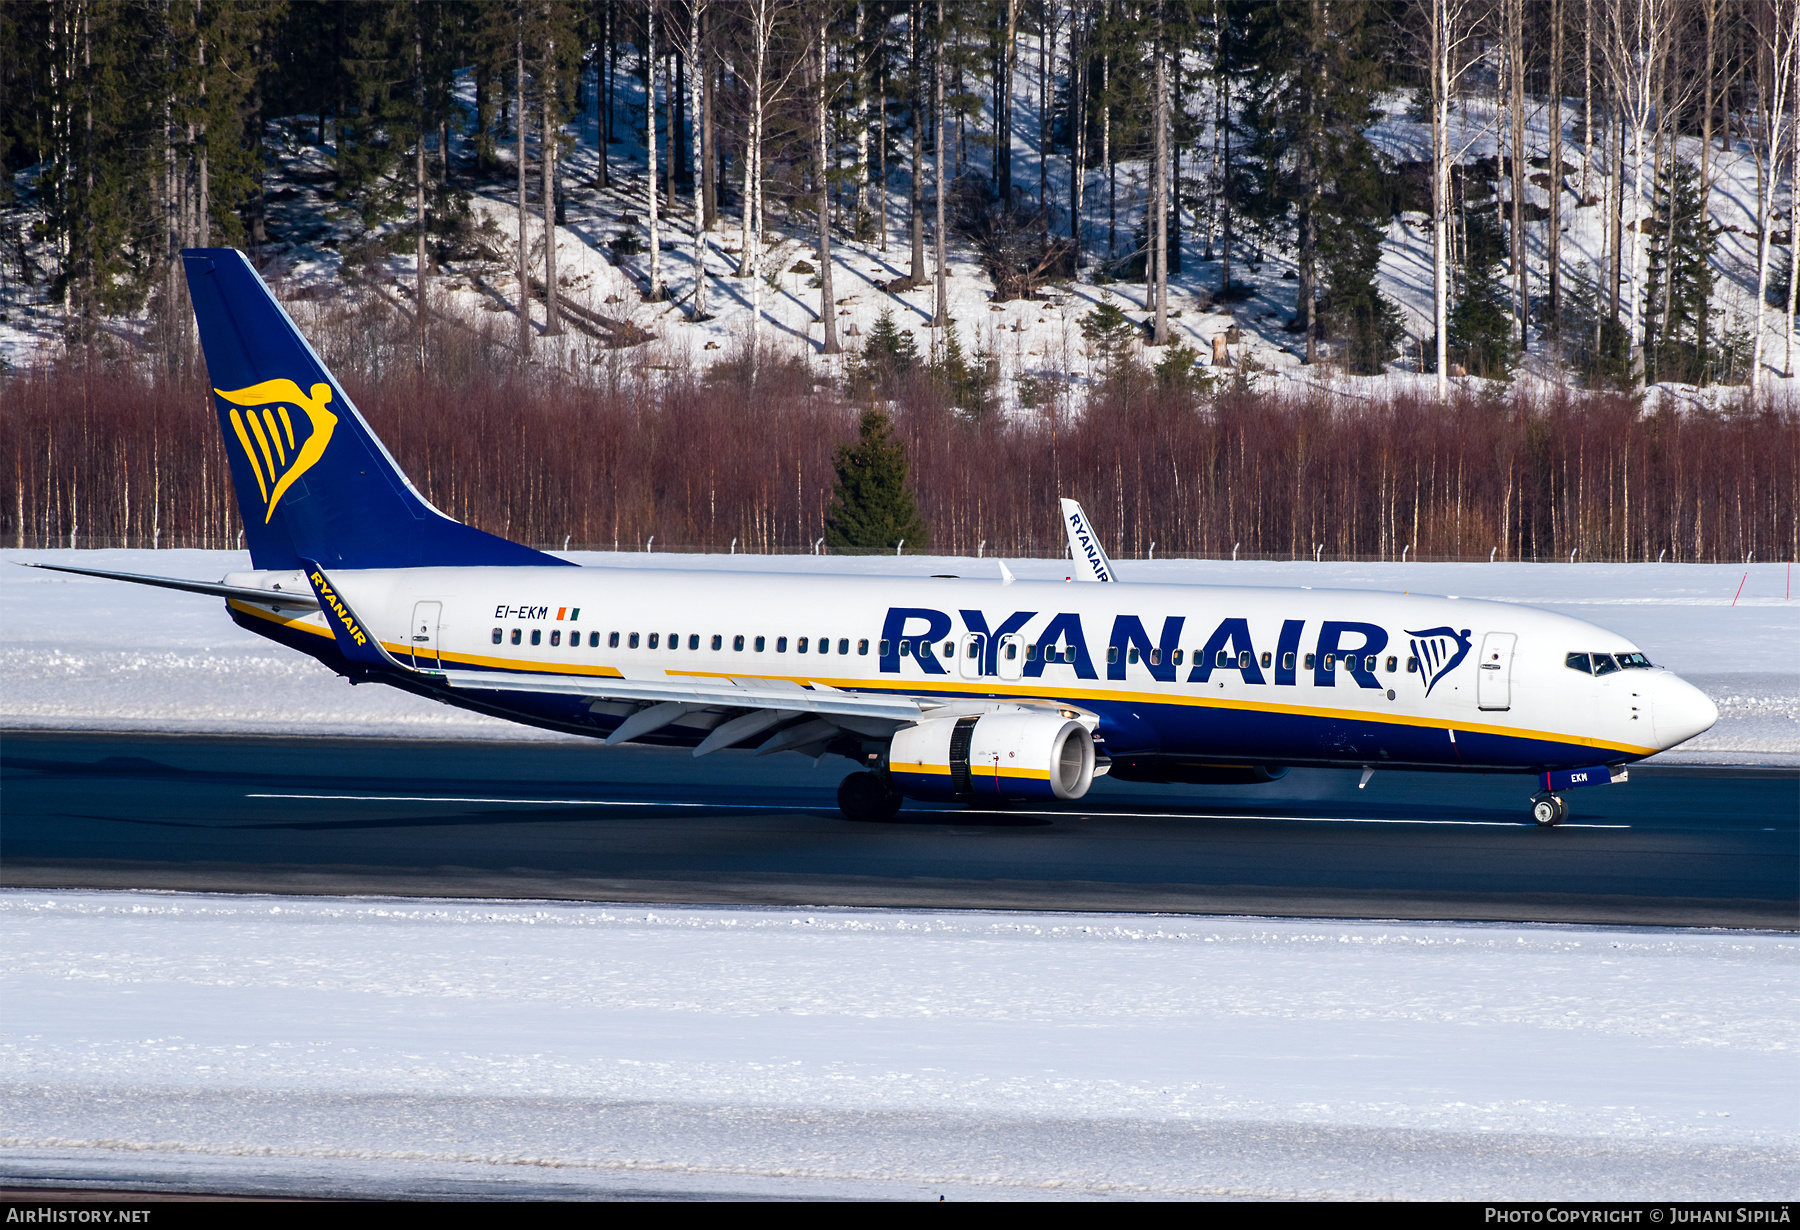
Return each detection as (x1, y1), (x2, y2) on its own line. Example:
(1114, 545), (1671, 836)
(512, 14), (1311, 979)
(182, 248), (569, 572)
(1059, 499), (1117, 582)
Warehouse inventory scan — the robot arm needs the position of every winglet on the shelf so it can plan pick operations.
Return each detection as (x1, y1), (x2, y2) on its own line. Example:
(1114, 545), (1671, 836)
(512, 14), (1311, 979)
(997, 559), (1016, 586)
(302, 560), (408, 674)
(1059, 498), (1116, 582)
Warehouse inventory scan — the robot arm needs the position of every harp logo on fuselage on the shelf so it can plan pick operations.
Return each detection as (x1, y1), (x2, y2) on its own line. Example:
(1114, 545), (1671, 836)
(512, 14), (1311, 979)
(215, 379), (339, 523)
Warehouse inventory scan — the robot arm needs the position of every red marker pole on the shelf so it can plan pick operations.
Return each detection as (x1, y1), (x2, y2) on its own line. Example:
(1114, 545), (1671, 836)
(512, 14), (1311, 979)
(1731, 572), (1748, 607)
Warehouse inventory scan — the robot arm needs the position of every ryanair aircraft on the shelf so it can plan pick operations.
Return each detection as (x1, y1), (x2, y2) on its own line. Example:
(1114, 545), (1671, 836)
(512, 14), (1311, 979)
(30, 249), (1718, 826)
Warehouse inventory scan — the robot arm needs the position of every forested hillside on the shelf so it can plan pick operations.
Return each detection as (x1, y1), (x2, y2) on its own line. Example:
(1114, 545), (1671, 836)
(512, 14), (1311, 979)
(1, 1), (1795, 560)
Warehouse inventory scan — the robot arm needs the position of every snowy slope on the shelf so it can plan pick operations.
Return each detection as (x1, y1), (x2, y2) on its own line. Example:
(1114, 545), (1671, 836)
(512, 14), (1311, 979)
(2, 891), (1794, 1199)
(2, 548), (1794, 761)
(4, 43), (1794, 402)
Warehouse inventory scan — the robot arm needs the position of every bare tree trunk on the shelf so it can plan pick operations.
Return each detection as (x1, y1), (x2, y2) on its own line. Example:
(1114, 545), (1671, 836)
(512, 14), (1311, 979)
(854, 2), (870, 228)
(543, 11), (562, 336)
(646, 1), (662, 300)
(1431, 0), (1450, 395)
(517, 21), (532, 353)
(1582, 0), (1593, 200)
(195, 5), (208, 249)
(691, 0), (709, 319)
(935, 0), (948, 325)
(1788, 94), (1798, 378)
(1103, 52), (1113, 259)
(1152, 0), (1168, 346)
(1749, 0), (1798, 397)
(909, 1), (925, 283)
(1548, 0), (1563, 329)
(817, 15), (839, 353)
(1000, 0), (1019, 202)
(1040, 0), (1050, 249)
(877, 56), (888, 251)
(1507, 0), (1526, 350)
(417, 16), (428, 370)
(1070, 0), (1086, 255)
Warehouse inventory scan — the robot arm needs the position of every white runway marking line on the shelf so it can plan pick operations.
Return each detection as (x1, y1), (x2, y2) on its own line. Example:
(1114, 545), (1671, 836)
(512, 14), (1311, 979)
(245, 794), (1628, 827)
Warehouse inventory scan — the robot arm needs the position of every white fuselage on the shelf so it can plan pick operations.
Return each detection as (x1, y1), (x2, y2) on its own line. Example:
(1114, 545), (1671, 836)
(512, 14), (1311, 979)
(223, 565), (1719, 772)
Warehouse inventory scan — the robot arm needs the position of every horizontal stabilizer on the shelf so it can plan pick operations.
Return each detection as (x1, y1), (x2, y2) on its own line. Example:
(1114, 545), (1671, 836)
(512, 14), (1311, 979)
(19, 562), (320, 610)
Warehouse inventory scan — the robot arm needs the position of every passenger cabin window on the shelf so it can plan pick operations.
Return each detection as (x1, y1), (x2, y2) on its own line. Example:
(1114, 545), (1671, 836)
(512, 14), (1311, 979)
(590, 632), (601, 648)
(776, 637), (788, 652)
(733, 635), (745, 651)
(1125, 647), (1138, 665)
(1283, 652), (1296, 671)
(668, 632), (678, 650)
(628, 633), (640, 649)
(1172, 649), (1184, 666)
(860, 639), (871, 656)
(608, 632), (620, 648)
(688, 634), (700, 650)
(1215, 649), (1230, 668)
(530, 629), (542, 646)
(1364, 655), (1377, 673)
(1406, 656), (1419, 673)
(899, 640), (911, 656)
(648, 633), (660, 649)
(1260, 652), (1272, 668)
(754, 636), (766, 652)
(1566, 652), (1592, 674)
(712, 635), (723, 650)
(492, 628), (503, 644)
(511, 629), (522, 646)
(1025, 644), (1037, 662)
(1386, 656), (1398, 673)
(1304, 653), (1315, 670)
(840, 639), (852, 655)
(1150, 648), (1162, 666)
(797, 637), (808, 653)
(550, 630), (561, 647)
(1004, 641), (1018, 661)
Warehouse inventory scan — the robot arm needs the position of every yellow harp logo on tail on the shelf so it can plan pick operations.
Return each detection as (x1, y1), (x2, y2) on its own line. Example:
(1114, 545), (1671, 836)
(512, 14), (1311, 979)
(215, 380), (339, 523)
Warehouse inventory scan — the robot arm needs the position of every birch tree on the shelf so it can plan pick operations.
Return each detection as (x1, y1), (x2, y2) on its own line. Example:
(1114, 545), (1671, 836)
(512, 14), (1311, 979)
(1747, 0), (1799, 395)
(690, 0), (710, 320)
(1416, 0), (1486, 395)
(1599, 0), (1677, 385)
(645, 0), (662, 301)
(814, 6), (839, 353)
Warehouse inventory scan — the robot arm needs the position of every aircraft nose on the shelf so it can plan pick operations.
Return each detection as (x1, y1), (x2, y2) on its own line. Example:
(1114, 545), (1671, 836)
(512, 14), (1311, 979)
(1651, 672), (1719, 750)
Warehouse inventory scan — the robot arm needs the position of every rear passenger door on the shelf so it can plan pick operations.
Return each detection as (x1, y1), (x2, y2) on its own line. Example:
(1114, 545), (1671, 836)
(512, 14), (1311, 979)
(409, 601), (442, 669)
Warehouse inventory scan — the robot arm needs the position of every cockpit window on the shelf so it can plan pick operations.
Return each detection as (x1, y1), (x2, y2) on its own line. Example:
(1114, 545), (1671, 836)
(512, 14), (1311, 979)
(1592, 653), (1620, 676)
(1617, 652), (1652, 668)
(1565, 653), (1591, 674)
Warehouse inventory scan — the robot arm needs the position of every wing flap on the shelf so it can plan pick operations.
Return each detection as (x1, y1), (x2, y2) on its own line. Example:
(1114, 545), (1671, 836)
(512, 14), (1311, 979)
(437, 669), (927, 722)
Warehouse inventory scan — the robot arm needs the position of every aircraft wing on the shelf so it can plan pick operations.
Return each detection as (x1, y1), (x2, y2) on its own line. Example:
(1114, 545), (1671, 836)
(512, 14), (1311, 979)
(437, 669), (926, 723)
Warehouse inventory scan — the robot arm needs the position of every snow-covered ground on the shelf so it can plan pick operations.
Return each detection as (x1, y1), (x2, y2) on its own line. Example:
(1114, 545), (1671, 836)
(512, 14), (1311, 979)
(2, 891), (1794, 1199)
(3, 548), (1795, 762)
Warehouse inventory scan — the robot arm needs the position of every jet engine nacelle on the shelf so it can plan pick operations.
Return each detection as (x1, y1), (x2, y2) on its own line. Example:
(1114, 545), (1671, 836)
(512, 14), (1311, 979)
(887, 712), (1096, 802)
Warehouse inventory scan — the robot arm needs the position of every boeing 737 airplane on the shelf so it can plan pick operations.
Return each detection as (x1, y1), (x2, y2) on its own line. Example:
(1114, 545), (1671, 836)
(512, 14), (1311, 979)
(28, 249), (1719, 825)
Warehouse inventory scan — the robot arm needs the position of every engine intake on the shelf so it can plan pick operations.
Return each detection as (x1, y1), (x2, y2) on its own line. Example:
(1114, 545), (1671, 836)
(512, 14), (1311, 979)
(888, 712), (1096, 802)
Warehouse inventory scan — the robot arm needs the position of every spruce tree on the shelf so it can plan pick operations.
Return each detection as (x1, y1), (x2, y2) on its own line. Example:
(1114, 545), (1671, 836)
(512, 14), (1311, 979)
(1643, 158), (1716, 385)
(1447, 211), (1515, 380)
(824, 409), (929, 552)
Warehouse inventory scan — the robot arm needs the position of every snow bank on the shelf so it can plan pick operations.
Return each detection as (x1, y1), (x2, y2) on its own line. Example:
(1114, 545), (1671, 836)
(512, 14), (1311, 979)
(2, 548), (1793, 760)
(1, 891), (1793, 1199)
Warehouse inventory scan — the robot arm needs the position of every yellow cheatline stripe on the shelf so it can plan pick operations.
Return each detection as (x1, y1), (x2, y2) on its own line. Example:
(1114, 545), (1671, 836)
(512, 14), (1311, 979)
(263, 408), (287, 465)
(228, 409), (269, 503)
(665, 667), (1655, 756)
(428, 646), (624, 677)
(891, 763), (1052, 781)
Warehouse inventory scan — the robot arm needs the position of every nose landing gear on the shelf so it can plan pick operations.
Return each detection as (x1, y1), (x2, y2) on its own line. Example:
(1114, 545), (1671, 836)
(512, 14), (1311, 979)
(1530, 793), (1568, 827)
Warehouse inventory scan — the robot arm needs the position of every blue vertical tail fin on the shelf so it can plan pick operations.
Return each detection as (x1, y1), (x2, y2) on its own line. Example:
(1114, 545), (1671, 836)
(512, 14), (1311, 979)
(182, 248), (569, 570)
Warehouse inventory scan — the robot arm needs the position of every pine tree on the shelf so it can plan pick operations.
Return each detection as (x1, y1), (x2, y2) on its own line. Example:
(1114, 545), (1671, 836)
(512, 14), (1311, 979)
(825, 409), (930, 552)
(1080, 295), (1138, 370)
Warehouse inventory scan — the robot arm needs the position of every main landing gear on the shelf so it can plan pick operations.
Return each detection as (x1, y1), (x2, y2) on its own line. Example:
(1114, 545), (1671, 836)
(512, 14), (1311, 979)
(1530, 793), (1569, 827)
(838, 771), (902, 822)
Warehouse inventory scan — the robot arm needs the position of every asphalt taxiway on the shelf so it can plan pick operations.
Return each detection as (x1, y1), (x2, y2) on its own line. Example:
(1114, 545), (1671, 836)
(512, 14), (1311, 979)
(3, 730), (1794, 927)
